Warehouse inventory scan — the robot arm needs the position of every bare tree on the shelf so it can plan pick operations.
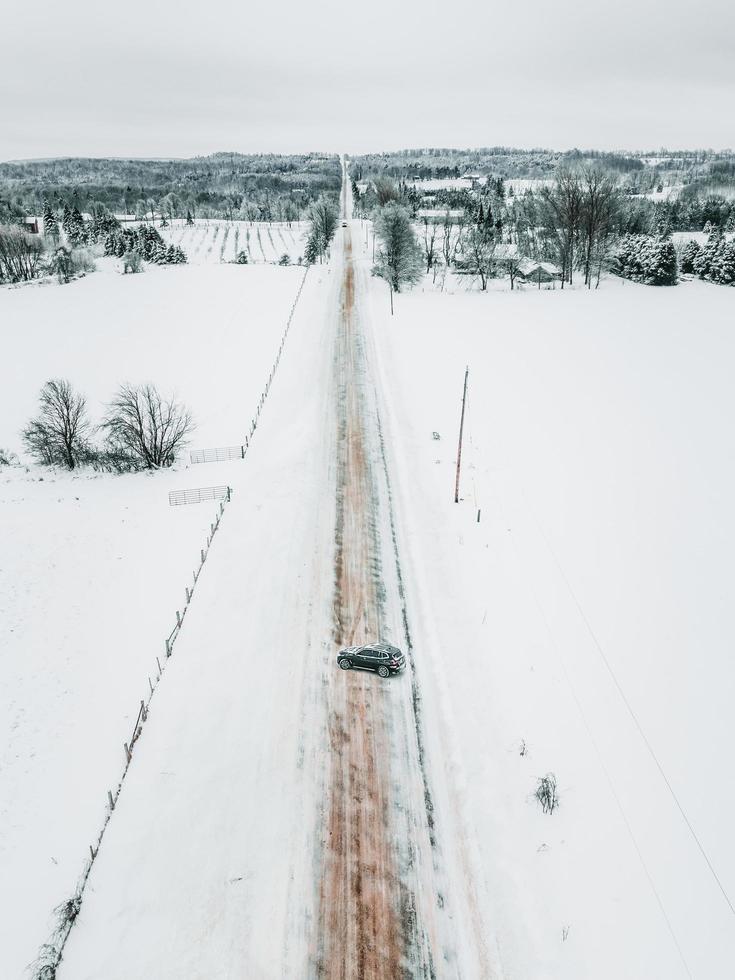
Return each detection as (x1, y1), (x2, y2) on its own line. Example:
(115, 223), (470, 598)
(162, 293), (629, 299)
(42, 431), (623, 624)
(22, 379), (91, 469)
(440, 211), (466, 278)
(541, 170), (583, 286)
(456, 225), (496, 290)
(421, 216), (439, 274)
(503, 250), (524, 290)
(102, 384), (193, 469)
(579, 168), (619, 287)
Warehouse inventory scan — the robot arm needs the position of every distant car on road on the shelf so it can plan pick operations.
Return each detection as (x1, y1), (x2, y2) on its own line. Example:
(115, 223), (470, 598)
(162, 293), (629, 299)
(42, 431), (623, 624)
(341, 221), (347, 227)
(337, 643), (405, 678)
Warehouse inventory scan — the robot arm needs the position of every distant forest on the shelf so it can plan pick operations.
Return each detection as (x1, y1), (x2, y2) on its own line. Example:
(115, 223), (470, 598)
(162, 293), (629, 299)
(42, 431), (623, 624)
(0, 152), (342, 223)
(351, 147), (735, 233)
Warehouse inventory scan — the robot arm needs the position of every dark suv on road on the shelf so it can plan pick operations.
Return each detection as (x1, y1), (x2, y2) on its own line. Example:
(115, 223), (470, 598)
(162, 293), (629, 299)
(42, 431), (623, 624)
(336, 643), (405, 678)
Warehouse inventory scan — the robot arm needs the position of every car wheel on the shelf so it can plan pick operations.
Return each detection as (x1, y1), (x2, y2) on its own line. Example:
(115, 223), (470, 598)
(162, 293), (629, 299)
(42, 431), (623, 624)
(339, 658), (351, 670)
(378, 665), (390, 678)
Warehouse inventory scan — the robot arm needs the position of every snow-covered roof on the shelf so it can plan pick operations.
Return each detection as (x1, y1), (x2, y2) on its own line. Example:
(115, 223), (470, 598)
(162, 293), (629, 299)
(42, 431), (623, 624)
(416, 209), (465, 219)
(518, 259), (561, 277)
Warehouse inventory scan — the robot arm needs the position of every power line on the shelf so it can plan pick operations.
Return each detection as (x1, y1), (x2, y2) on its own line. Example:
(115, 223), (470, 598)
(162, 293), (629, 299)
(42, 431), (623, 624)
(530, 502), (735, 919)
(491, 482), (694, 978)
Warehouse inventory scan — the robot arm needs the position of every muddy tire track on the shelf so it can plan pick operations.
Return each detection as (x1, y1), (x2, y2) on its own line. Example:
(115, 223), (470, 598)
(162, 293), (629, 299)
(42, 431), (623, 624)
(317, 235), (408, 978)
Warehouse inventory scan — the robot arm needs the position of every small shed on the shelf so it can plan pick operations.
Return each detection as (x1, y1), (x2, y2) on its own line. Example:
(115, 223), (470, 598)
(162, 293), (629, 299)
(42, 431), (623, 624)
(461, 173), (484, 189)
(516, 259), (561, 286)
(416, 208), (465, 223)
(24, 217), (39, 234)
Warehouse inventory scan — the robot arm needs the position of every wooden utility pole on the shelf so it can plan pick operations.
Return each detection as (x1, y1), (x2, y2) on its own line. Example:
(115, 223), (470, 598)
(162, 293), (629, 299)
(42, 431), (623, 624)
(454, 366), (469, 503)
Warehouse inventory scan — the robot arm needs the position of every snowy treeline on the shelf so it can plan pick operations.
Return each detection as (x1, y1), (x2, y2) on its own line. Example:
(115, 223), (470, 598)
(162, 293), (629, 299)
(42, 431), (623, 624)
(103, 225), (186, 266)
(0, 153), (342, 223)
(679, 230), (735, 285)
(611, 234), (678, 285)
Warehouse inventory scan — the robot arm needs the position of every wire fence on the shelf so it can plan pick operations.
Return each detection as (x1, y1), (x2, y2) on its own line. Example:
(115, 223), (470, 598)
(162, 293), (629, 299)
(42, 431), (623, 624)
(190, 445), (246, 464)
(188, 263), (310, 464)
(168, 485), (232, 506)
(30, 492), (232, 979)
(32, 265), (313, 980)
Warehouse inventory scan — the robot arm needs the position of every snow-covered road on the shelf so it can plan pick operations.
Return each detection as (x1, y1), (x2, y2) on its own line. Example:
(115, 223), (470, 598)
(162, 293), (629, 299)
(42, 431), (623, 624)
(56, 163), (490, 979)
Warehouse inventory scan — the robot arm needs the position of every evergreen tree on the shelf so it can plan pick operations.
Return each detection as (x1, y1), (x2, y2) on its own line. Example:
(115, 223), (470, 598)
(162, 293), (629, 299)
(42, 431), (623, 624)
(643, 236), (677, 286)
(693, 229), (724, 281)
(372, 202), (423, 293)
(61, 204), (74, 237)
(718, 241), (735, 285)
(42, 200), (58, 240)
(680, 239), (701, 275)
(304, 233), (319, 265)
(186, 210), (194, 226)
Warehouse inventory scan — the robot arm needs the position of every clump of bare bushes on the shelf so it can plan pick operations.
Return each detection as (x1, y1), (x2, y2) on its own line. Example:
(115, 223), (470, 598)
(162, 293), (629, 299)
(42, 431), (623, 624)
(0, 225), (45, 283)
(21, 378), (194, 472)
(51, 245), (96, 284)
(0, 225), (97, 285)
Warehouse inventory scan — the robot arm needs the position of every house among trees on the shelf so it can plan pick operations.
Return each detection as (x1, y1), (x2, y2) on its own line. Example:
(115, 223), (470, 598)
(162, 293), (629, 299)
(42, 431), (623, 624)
(24, 217), (39, 234)
(516, 258), (562, 286)
(461, 173), (483, 189)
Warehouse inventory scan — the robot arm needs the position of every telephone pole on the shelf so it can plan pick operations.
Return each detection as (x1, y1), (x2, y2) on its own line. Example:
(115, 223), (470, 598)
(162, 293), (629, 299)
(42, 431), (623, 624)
(454, 366), (469, 503)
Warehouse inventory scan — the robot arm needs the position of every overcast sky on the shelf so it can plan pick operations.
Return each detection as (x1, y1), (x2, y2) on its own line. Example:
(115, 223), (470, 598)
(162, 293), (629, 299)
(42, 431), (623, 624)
(2, 0), (733, 160)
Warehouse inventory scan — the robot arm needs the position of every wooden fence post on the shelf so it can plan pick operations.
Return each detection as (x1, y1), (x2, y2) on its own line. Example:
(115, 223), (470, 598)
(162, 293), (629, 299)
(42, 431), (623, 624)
(124, 743), (131, 764)
(108, 791), (114, 810)
(141, 699), (147, 722)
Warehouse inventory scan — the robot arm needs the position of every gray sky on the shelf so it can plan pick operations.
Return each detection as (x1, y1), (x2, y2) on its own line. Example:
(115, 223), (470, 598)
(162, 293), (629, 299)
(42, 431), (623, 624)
(2, 0), (733, 160)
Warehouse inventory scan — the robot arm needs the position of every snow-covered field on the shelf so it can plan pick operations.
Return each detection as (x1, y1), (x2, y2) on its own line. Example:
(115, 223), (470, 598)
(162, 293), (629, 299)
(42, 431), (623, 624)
(154, 218), (308, 265)
(5, 215), (735, 979)
(369, 272), (735, 977)
(0, 260), (318, 978)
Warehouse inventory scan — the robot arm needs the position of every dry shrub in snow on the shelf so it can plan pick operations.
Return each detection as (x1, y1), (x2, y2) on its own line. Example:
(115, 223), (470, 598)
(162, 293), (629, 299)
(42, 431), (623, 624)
(0, 224), (45, 283)
(122, 250), (143, 274)
(101, 383), (193, 469)
(51, 245), (96, 284)
(535, 773), (559, 814)
(22, 379), (92, 469)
